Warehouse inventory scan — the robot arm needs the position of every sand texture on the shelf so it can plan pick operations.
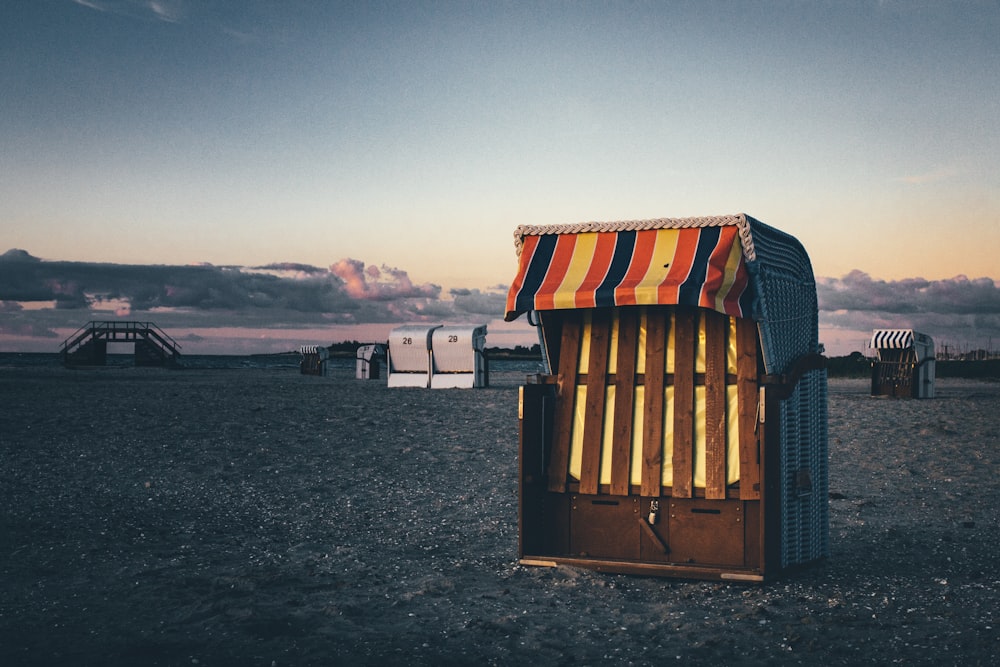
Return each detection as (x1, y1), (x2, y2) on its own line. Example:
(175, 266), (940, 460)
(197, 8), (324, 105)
(1, 366), (998, 666)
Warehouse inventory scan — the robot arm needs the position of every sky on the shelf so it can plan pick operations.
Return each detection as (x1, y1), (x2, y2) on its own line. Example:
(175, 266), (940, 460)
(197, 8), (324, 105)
(2, 0), (999, 357)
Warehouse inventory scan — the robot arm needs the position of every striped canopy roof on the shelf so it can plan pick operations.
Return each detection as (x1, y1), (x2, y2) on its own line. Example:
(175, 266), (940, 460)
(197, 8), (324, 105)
(870, 329), (916, 350)
(504, 216), (757, 322)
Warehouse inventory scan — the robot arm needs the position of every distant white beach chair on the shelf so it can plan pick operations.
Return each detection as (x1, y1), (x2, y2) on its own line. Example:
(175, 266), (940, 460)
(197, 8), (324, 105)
(355, 343), (386, 380)
(387, 325), (441, 388)
(429, 325), (489, 388)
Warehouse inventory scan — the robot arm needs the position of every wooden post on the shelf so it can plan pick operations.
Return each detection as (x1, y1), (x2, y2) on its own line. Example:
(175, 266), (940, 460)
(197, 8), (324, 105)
(671, 308), (695, 498)
(641, 310), (668, 498)
(610, 309), (638, 496)
(579, 309), (612, 495)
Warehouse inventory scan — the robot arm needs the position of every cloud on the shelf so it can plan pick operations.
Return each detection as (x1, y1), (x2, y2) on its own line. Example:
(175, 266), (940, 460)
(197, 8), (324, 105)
(0, 251), (501, 351)
(0, 251), (345, 313)
(70, 0), (291, 42)
(71, 0), (107, 11)
(818, 271), (1000, 315)
(6, 251), (996, 357)
(0, 320), (61, 339)
(817, 271), (1000, 354)
(148, 1), (183, 23)
(0, 301), (61, 339)
(450, 288), (508, 316)
(254, 262), (330, 276)
(0, 249), (39, 263)
(328, 259), (440, 301)
(71, 0), (184, 23)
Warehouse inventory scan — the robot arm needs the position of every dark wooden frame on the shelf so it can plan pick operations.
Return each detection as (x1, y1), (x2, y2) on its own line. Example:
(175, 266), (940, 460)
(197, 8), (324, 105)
(870, 349), (934, 399)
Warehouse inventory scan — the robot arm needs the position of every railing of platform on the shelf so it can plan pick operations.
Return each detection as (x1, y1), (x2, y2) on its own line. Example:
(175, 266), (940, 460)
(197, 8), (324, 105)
(61, 321), (183, 354)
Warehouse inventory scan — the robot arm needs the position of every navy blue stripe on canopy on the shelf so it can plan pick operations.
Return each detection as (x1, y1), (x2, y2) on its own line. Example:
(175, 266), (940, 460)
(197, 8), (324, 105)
(512, 234), (557, 316)
(593, 230), (637, 307)
(678, 227), (721, 307)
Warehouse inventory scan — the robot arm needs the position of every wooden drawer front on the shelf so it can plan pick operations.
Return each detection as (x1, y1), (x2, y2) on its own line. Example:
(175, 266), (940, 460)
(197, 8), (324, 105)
(667, 498), (745, 567)
(570, 495), (640, 560)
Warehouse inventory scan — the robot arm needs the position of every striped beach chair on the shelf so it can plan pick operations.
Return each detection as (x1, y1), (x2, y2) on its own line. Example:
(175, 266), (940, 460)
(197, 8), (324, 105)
(869, 329), (936, 398)
(506, 215), (828, 580)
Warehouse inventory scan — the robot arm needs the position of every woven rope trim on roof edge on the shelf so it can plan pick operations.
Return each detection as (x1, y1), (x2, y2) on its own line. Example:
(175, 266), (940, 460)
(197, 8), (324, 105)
(513, 214), (757, 262)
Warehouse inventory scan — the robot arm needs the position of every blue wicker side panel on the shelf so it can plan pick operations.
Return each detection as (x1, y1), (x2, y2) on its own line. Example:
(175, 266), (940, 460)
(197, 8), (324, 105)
(778, 367), (830, 568)
(744, 217), (820, 376)
(753, 264), (819, 374)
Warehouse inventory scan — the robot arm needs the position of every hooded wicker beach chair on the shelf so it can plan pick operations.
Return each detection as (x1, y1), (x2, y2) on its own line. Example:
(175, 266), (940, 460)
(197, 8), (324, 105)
(505, 214), (828, 580)
(870, 329), (935, 398)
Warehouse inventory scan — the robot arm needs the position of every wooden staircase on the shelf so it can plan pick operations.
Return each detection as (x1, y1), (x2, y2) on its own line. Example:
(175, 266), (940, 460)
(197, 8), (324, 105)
(61, 321), (182, 368)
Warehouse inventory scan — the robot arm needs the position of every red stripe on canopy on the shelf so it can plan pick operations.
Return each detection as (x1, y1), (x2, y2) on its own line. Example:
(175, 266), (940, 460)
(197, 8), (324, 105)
(613, 229), (658, 306)
(534, 234), (577, 312)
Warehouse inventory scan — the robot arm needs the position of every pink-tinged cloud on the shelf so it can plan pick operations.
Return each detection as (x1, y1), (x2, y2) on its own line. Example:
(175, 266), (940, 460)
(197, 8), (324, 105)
(329, 258), (440, 301)
(0, 249), (513, 352)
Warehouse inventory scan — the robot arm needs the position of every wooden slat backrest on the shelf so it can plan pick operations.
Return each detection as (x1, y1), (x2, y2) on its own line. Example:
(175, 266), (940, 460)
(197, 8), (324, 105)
(546, 305), (760, 500)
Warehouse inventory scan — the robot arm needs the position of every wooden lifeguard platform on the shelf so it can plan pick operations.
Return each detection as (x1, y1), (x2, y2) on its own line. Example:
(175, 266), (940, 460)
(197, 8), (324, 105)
(61, 321), (182, 368)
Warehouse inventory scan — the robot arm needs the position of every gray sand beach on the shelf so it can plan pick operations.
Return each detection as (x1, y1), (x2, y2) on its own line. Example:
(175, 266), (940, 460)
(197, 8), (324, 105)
(1, 366), (998, 665)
